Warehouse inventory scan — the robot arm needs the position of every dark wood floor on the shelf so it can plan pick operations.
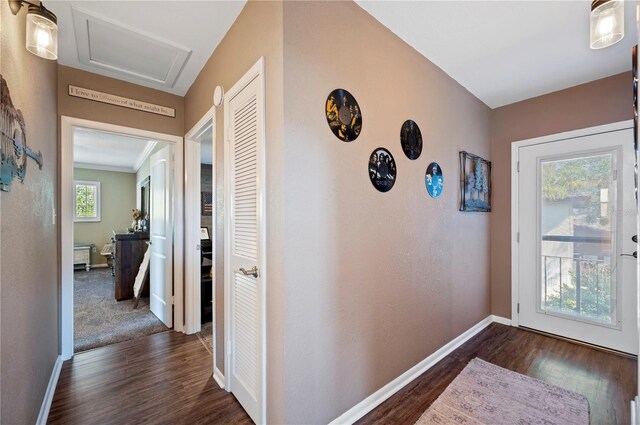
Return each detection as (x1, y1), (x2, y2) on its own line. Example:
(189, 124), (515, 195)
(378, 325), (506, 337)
(48, 324), (636, 425)
(47, 331), (251, 425)
(358, 323), (636, 425)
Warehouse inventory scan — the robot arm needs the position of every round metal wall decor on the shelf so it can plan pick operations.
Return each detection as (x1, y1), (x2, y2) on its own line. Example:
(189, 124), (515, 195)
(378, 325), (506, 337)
(400, 120), (422, 160)
(425, 162), (443, 198)
(325, 88), (362, 142)
(368, 148), (397, 192)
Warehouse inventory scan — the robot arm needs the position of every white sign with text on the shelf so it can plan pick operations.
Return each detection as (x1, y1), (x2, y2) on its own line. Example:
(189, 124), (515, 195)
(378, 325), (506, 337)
(68, 85), (176, 118)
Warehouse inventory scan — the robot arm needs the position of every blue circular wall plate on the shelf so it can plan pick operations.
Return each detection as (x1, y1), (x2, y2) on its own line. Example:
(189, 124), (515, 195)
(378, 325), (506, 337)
(425, 162), (443, 198)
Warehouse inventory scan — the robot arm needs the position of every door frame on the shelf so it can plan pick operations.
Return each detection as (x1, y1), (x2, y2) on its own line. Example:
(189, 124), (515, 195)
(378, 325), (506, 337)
(511, 120), (633, 327)
(60, 116), (184, 360)
(184, 106), (216, 339)
(224, 57), (267, 422)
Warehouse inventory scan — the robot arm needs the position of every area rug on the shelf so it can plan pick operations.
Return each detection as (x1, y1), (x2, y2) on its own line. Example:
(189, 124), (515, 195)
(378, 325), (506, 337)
(416, 358), (589, 425)
(196, 321), (214, 356)
(74, 269), (169, 352)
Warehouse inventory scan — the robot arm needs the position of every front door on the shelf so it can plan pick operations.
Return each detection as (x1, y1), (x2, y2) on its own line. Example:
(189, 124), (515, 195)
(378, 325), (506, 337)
(150, 145), (174, 328)
(517, 127), (637, 354)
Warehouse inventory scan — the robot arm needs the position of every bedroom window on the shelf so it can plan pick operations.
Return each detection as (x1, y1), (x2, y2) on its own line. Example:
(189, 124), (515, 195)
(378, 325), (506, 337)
(74, 180), (101, 222)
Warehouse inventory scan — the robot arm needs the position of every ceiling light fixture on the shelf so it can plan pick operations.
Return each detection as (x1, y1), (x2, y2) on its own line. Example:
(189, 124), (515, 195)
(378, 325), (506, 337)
(590, 0), (624, 49)
(8, 0), (58, 60)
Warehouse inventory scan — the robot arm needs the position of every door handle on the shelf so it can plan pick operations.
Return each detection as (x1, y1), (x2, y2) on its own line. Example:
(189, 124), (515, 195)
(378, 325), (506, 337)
(620, 251), (637, 258)
(239, 266), (258, 278)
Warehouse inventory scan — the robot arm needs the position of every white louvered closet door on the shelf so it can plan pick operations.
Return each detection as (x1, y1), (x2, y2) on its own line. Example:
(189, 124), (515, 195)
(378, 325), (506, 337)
(225, 62), (264, 424)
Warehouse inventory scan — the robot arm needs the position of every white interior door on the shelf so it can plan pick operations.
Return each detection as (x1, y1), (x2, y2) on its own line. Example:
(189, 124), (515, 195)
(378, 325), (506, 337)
(150, 145), (174, 328)
(517, 128), (637, 354)
(225, 58), (265, 424)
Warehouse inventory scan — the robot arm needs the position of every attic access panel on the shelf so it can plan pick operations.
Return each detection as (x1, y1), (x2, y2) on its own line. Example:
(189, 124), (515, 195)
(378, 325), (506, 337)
(72, 8), (191, 89)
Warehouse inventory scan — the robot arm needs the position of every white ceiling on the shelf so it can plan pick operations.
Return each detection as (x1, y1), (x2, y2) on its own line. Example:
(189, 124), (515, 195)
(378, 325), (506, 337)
(49, 1), (636, 107)
(356, 1), (638, 108)
(74, 128), (156, 172)
(49, 1), (247, 96)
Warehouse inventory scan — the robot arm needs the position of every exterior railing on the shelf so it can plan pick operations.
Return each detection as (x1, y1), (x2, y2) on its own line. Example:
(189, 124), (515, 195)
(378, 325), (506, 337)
(541, 253), (612, 323)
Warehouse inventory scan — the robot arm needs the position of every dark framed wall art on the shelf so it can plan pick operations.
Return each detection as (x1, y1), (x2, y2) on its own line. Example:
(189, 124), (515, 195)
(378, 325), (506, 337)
(201, 191), (213, 216)
(459, 151), (491, 212)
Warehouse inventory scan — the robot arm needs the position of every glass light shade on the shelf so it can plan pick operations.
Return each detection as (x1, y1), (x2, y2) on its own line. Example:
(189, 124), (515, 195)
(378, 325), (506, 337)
(590, 0), (624, 49)
(26, 7), (58, 60)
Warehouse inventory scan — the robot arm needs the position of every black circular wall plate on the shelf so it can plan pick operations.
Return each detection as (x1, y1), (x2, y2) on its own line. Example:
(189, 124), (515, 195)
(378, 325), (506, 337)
(368, 148), (397, 192)
(325, 88), (362, 142)
(400, 120), (422, 160)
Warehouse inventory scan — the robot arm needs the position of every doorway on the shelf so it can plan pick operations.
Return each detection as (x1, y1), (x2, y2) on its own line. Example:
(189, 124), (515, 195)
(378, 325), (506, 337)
(72, 129), (172, 351)
(185, 108), (215, 335)
(60, 117), (183, 359)
(512, 121), (638, 355)
(185, 108), (219, 387)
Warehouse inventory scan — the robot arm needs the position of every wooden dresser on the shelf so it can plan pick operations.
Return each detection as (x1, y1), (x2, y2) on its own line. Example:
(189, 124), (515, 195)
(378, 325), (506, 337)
(112, 231), (150, 301)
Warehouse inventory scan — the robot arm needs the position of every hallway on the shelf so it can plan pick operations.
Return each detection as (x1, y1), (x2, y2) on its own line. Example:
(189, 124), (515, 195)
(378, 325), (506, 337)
(48, 331), (251, 424)
(359, 324), (636, 425)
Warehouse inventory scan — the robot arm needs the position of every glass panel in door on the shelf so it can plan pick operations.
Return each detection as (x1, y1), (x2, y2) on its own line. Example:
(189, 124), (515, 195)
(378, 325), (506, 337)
(539, 151), (618, 327)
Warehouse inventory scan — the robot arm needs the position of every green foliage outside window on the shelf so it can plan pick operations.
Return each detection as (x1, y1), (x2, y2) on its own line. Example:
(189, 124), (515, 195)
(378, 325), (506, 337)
(541, 153), (615, 325)
(74, 181), (100, 220)
(543, 259), (613, 324)
(541, 155), (612, 224)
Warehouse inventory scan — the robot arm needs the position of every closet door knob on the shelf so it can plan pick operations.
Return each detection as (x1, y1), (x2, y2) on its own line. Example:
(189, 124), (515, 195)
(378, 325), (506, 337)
(239, 266), (258, 278)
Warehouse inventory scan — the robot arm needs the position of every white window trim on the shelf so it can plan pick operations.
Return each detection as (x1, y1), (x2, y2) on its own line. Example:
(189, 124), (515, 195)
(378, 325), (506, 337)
(74, 180), (101, 222)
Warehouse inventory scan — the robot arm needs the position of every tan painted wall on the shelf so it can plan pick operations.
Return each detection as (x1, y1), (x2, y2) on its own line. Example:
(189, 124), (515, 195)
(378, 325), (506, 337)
(73, 169), (137, 266)
(282, 2), (491, 423)
(0, 2), (59, 423)
(58, 65), (184, 136)
(184, 2), (285, 421)
(490, 72), (632, 318)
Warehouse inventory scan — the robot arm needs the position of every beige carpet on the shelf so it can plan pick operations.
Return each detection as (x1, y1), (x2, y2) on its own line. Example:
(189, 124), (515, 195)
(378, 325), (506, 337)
(74, 269), (169, 352)
(416, 358), (589, 425)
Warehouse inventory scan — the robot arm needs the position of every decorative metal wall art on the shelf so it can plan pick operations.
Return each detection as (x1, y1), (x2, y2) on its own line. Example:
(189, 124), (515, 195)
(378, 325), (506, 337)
(0, 74), (43, 192)
(325, 88), (362, 142)
(400, 120), (422, 160)
(459, 151), (491, 212)
(425, 162), (443, 198)
(368, 148), (396, 192)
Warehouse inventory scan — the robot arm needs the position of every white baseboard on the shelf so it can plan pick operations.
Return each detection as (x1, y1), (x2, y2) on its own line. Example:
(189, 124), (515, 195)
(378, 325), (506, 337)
(36, 355), (63, 425)
(214, 367), (226, 390)
(329, 315), (499, 425)
(491, 315), (512, 326)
